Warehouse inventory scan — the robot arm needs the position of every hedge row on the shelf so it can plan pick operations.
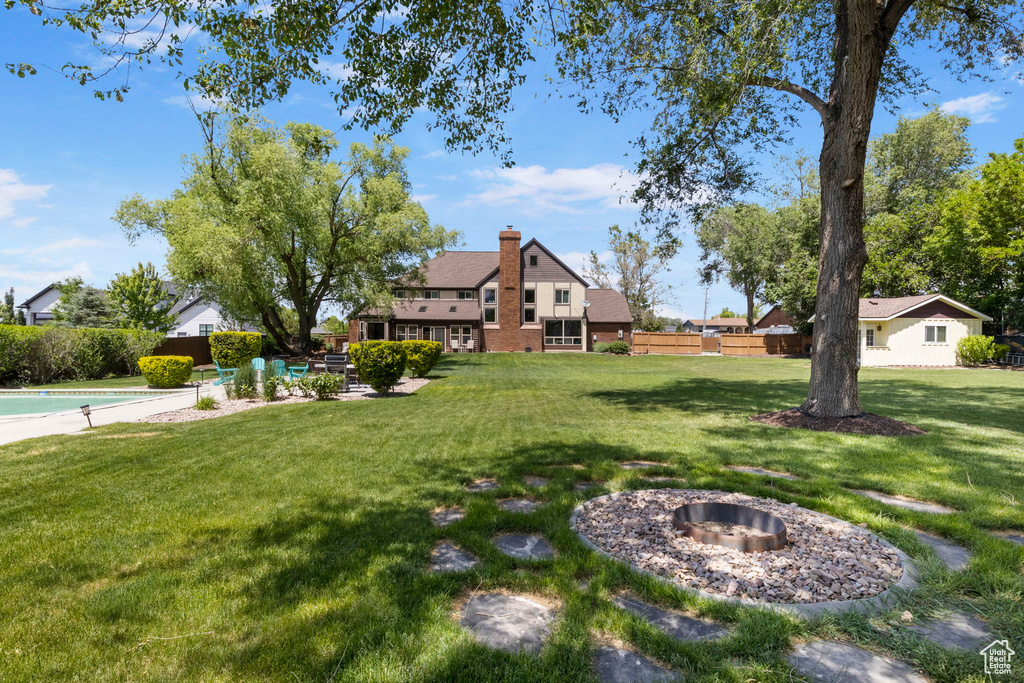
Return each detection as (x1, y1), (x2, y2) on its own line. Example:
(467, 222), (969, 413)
(0, 325), (165, 385)
(209, 331), (262, 368)
(348, 340), (443, 395)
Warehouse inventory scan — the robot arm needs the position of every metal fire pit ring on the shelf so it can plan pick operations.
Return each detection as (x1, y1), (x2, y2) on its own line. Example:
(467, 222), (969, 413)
(672, 502), (788, 552)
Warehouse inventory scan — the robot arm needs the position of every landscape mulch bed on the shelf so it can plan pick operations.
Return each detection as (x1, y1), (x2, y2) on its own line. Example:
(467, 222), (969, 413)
(750, 408), (926, 436)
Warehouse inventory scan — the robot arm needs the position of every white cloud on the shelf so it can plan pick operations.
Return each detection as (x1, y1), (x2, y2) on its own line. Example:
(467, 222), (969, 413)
(464, 163), (641, 215)
(163, 93), (226, 110)
(410, 194), (437, 203)
(0, 169), (51, 222)
(0, 237), (111, 257)
(435, 174), (458, 181)
(556, 249), (611, 274)
(0, 261), (94, 287)
(321, 61), (355, 80)
(421, 150), (446, 160)
(941, 91), (1006, 123)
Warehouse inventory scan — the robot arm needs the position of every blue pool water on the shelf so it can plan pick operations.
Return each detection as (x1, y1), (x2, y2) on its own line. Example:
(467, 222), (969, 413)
(0, 392), (158, 417)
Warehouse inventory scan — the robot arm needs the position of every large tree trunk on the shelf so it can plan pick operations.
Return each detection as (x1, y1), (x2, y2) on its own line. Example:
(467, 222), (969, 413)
(800, 2), (889, 418)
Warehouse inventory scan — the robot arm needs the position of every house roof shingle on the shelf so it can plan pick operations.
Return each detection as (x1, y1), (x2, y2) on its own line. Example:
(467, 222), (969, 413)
(584, 289), (632, 323)
(408, 251), (501, 288)
(858, 294), (941, 318)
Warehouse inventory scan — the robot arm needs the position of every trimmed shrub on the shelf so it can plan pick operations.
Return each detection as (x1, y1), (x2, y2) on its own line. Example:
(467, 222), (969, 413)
(957, 335), (1010, 366)
(592, 342), (611, 353)
(349, 341), (407, 396)
(0, 324), (163, 386)
(402, 340), (442, 377)
(138, 355), (194, 388)
(606, 341), (630, 355)
(296, 373), (342, 400)
(210, 331), (262, 369)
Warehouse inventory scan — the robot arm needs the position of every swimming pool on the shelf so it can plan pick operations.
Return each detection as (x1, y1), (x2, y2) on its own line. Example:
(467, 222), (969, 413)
(0, 391), (180, 417)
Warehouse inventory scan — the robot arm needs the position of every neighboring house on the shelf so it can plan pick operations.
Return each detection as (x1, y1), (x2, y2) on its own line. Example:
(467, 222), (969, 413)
(680, 317), (752, 334)
(755, 306), (799, 333)
(351, 228), (633, 352)
(17, 282), (255, 337)
(811, 293), (992, 367)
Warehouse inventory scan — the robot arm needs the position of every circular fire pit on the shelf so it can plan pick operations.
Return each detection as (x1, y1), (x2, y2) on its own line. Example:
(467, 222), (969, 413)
(672, 502), (787, 552)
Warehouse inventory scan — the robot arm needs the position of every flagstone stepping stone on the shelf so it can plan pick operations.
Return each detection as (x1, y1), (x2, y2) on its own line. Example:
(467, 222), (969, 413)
(431, 507), (464, 527)
(593, 645), (677, 683)
(575, 481), (602, 493)
(494, 533), (556, 560)
(991, 530), (1024, 546)
(467, 479), (499, 492)
(460, 593), (555, 653)
(853, 490), (954, 514)
(913, 530), (971, 571)
(620, 461), (665, 469)
(498, 498), (544, 513)
(613, 595), (727, 641)
(524, 476), (549, 487)
(726, 465), (798, 480)
(908, 612), (993, 651)
(429, 543), (479, 573)
(788, 641), (927, 683)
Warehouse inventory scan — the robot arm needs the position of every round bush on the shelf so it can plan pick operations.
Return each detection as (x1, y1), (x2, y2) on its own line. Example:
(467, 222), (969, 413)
(402, 340), (442, 377)
(956, 335), (1009, 366)
(349, 341), (407, 395)
(138, 355), (194, 388)
(210, 331), (262, 368)
(606, 340), (630, 355)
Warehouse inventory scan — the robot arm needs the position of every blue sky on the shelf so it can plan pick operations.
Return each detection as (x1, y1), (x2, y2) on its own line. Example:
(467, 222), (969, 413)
(2, 9), (1022, 321)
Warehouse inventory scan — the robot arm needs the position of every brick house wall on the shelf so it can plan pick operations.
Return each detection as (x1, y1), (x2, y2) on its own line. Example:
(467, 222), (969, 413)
(586, 322), (632, 351)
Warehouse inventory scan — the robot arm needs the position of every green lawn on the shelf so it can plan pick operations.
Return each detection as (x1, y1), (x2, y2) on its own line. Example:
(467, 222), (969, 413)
(1, 354), (1022, 682)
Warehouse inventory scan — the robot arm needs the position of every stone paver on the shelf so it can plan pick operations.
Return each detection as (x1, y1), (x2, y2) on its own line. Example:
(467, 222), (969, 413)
(909, 612), (993, 651)
(498, 498), (544, 513)
(613, 595), (727, 641)
(460, 593), (554, 653)
(726, 465), (798, 480)
(494, 533), (556, 560)
(788, 641), (927, 683)
(524, 476), (549, 487)
(431, 507), (464, 527)
(992, 530), (1024, 546)
(853, 490), (953, 514)
(467, 479), (499, 492)
(429, 543), (479, 572)
(913, 530), (971, 571)
(620, 461), (665, 469)
(593, 645), (677, 682)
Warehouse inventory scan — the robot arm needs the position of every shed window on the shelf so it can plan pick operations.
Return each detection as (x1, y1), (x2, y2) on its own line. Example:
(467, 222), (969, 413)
(925, 325), (947, 343)
(865, 328), (874, 347)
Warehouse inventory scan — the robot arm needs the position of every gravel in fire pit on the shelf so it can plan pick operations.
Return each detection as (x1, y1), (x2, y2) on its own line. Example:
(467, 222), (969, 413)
(575, 489), (903, 604)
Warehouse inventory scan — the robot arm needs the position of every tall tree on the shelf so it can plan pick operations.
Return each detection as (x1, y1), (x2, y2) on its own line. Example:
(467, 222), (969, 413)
(107, 262), (182, 333)
(862, 110), (974, 296)
(52, 278), (115, 328)
(696, 203), (781, 332)
(5, 0), (533, 161)
(556, 0), (1024, 417)
(115, 116), (456, 354)
(1, 288), (17, 325)
(927, 137), (1024, 332)
(583, 225), (676, 330)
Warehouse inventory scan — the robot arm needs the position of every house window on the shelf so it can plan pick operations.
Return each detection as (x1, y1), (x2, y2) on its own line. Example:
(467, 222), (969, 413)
(524, 307), (536, 323)
(484, 307), (496, 323)
(423, 290), (440, 300)
(450, 325), (472, 347)
(396, 324), (417, 341)
(925, 325), (947, 343)
(483, 288), (496, 304)
(177, 332), (187, 337)
(524, 288), (535, 304)
(865, 328), (874, 347)
(393, 289), (406, 298)
(529, 254), (538, 266)
(365, 322), (386, 340)
(544, 319), (582, 345)
(555, 289), (570, 304)
(457, 290), (475, 300)
(199, 324), (214, 337)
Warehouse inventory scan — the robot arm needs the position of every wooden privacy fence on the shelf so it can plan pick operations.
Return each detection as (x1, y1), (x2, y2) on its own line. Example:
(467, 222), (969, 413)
(632, 332), (702, 355)
(152, 336), (213, 365)
(720, 334), (811, 356)
(633, 332), (811, 356)
(321, 334), (348, 349)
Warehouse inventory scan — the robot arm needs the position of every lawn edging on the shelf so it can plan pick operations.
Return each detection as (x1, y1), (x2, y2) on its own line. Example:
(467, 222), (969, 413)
(569, 488), (919, 620)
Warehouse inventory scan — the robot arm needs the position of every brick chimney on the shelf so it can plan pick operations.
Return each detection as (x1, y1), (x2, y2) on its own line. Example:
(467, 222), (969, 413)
(498, 227), (522, 347)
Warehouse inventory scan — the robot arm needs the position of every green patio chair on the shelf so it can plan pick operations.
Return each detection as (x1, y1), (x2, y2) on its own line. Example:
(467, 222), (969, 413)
(213, 360), (237, 386)
(287, 363), (309, 381)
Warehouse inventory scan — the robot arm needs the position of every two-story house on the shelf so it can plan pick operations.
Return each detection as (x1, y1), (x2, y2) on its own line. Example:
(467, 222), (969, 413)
(351, 228), (633, 352)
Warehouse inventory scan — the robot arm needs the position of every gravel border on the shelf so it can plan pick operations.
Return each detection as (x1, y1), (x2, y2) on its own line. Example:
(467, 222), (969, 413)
(570, 489), (918, 619)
